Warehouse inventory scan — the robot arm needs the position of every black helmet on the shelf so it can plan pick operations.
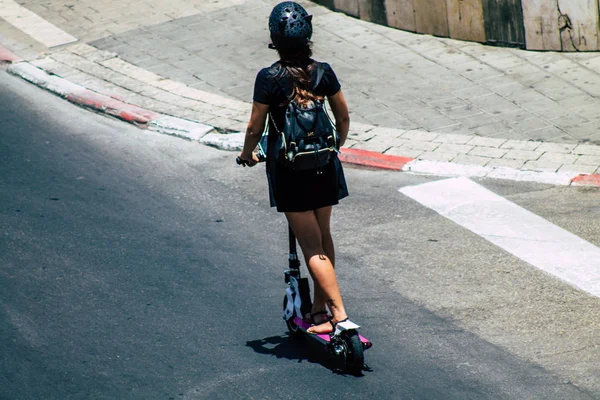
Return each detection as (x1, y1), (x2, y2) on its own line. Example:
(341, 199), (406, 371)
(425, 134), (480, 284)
(268, 1), (313, 49)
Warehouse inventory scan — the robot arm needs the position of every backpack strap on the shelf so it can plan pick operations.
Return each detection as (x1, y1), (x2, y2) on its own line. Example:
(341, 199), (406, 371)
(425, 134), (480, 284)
(269, 63), (291, 102)
(312, 63), (325, 91)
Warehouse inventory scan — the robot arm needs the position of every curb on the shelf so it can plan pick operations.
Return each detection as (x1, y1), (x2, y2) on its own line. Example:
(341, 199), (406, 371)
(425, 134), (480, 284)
(570, 173), (600, 187)
(339, 148), (414, 170)
(404, 159), (579, 186)
(4, 60), (600, 188)
(0, 44), (21, 64)
(7, 61), (214, 139)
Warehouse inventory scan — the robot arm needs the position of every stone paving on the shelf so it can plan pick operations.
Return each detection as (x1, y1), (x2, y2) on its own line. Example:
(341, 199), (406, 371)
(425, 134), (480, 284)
(87, 0), (600, 145)
(2, 0), (600, 176)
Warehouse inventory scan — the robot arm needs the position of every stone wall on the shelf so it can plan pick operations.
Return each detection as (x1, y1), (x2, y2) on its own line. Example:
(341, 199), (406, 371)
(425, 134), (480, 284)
(314, 0), (600, 51)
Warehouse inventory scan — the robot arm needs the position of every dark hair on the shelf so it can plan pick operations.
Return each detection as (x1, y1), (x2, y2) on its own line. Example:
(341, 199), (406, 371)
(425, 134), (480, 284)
(275, 42), (322, 107)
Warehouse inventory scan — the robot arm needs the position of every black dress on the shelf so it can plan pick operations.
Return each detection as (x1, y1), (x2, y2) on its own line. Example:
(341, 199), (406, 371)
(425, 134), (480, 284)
(253, 61), (349, 212)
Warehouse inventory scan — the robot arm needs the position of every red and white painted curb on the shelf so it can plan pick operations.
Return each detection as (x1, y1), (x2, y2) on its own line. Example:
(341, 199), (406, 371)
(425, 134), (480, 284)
(570, 173), (600, 186)
(7, 61), (214, 140)
(3, 58), (600, 187)
(0, 44), (21, 64)
(341, 151), (600, 187)
(338, 148), (413, 170)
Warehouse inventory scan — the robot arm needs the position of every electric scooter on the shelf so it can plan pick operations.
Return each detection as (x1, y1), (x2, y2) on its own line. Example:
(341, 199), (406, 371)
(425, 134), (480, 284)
(281, 225), (372, 375)
(237, 136), (372, 374)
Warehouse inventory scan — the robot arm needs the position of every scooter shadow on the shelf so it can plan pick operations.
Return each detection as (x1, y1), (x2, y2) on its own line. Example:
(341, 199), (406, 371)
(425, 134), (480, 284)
(246, 333), (368, 376)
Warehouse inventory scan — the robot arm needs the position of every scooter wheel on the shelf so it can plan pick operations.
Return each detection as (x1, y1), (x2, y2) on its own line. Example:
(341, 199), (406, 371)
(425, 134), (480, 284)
(283, 295), (304, 338)
(342, 331), (364, 375)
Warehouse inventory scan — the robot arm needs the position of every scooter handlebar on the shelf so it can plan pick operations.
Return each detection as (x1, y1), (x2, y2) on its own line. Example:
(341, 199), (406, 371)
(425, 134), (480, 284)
(236, 152), (266, 166)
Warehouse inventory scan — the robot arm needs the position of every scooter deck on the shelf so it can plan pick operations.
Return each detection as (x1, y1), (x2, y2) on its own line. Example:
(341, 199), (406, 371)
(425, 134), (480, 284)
(293, 317), (373, 349)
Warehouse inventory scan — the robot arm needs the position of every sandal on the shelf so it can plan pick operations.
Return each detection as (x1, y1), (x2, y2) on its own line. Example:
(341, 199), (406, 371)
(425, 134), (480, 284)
(307, 317), (349, 335)
(303, 311), (332, 325)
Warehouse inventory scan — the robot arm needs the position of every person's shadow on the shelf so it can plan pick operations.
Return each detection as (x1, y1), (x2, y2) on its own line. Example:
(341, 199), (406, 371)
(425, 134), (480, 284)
(246, 333), (370, 376)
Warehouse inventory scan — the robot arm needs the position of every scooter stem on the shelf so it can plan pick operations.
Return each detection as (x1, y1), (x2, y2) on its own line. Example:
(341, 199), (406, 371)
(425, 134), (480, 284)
(288, 225), (299, 268)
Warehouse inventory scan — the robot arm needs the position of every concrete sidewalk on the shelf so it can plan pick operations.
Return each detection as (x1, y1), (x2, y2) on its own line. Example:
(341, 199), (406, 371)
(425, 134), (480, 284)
(1, 0), (600, 183)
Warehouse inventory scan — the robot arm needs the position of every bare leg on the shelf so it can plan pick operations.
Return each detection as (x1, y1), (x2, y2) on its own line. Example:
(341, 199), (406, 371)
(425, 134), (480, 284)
(311, 207), (335, 320)
(315, 206), (335, 267)
(285, 209), (347, 334)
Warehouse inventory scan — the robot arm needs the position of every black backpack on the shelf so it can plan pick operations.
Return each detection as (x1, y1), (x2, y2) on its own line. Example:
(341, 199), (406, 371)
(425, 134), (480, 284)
(270, 64), (339, 171)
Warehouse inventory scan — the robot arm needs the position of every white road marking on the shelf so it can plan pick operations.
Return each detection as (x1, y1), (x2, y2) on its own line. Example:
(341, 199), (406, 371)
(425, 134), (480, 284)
(400, 177), (600, 297)
(0, 0), (77, 48)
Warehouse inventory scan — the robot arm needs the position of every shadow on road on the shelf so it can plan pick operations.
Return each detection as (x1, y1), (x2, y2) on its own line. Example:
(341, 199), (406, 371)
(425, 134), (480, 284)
(246, 334), (371, 377)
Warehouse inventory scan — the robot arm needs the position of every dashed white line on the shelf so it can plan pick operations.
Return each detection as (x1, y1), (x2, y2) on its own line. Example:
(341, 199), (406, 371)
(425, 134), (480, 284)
(400, 177), (600, 298)
(0, 0), (77, 48)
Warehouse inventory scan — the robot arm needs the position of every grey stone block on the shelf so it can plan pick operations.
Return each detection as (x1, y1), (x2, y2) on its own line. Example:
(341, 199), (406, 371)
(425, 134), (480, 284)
(466, 136), (507, 148)
(347, 129), (376, 142)
(470, 122), (511, 137)
(470, 93), (521, 114)
(573, 103), (600, 122)
(551, 113), (591, 130)
(432, 133), (474, 144)
(452, 85), (494, 100)
(452, 154), (491, 167)
(469, 146), (507, 158)
(400, 140), (440, 151)
(539, 85), (586, 102)
(556, 94), (597, 111)
(203, 116), (242, 131)
(538, 152), (579, 164)
(503, 149), (544, 161)
(400, 130), (439, 142)
(419, 116), (459, 130)
(505, 88), (552, 104)
(368, 126), (406, 137)
(417, 151), (458, 162)
(435, 143), (474, 153)
(364, 113), (420, 130)
(440, 105), (485, 119)
(457, 113), (501, 129)
(528, 106), (572, 121)
(558, 164), (598, 174)
(401, 107), (446, 122)
(343, 138), (359, 148)
(522, 160), (562, 172)
(508, 117), (553, 133)
(477, 74), (520, 89)
(575, 154), (600, 164)
(362, 111), (413, 128)
(486, 158), (525, 170)
(352, 139), (397, 153)
(385, 147), (424, 158)
(412, 90), (456, 104)
(536, 142), (577, 154)
(490, 82), (529, 97)
(564, 122), (600, 138)
(493, 109), (539, 124)
(433, 124), (474, 136)
(430, 97), (468, 111)
(499, 139), (543, 151)
(493, 130), (539, 140)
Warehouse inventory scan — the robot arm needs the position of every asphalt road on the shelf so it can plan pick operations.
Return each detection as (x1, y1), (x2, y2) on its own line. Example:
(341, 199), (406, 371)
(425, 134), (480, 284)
(1, 69), (599, 399)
